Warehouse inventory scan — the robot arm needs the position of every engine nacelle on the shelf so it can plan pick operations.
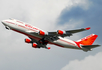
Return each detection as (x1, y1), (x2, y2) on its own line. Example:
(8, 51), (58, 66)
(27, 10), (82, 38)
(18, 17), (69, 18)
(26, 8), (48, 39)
(39, 30), (48, 36)
(57, 30), (66, 35)
(25, 38), (31, 43)
(32, 43), (37, 48)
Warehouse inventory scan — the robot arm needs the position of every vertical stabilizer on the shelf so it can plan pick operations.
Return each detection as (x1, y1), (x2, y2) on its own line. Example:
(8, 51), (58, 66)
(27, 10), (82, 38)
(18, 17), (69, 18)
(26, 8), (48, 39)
(77, 34), (98, 45)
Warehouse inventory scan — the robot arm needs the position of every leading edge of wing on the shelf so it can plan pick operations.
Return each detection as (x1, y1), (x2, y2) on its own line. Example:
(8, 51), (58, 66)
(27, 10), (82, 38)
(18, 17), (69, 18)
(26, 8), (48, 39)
(48, 27), (91, 37)
(66, 27), (90, 34)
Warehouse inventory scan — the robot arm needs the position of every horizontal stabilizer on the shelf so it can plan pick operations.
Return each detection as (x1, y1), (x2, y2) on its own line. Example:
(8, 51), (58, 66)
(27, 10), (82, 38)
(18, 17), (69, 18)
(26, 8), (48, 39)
(82, 45), (100, 49)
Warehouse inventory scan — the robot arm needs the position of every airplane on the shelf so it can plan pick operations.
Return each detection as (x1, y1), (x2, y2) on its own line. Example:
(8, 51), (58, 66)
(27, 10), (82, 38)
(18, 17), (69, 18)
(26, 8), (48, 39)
(1, 18), (100, 52)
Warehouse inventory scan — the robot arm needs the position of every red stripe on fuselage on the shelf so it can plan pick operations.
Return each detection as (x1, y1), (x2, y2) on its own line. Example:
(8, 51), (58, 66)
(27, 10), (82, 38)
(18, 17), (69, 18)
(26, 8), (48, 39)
(49, 42), (64, 48)
(6, 21), (38, 32)
(59, 39), (76, 46)
(12, 29), (41, 40)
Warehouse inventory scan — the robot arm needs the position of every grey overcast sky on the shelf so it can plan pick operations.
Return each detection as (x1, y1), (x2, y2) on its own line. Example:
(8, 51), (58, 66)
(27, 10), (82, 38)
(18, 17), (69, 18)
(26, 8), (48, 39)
(0, 0), (102, 70)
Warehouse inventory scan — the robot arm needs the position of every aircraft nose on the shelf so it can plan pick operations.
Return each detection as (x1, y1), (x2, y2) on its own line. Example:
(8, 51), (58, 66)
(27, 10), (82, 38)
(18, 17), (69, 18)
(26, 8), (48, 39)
(1, 20), (6, 25)
(1, 20), (4, 23)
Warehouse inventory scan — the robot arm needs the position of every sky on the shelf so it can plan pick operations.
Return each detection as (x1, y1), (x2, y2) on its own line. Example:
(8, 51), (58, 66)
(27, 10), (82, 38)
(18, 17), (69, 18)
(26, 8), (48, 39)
(0, 0), (102, 70)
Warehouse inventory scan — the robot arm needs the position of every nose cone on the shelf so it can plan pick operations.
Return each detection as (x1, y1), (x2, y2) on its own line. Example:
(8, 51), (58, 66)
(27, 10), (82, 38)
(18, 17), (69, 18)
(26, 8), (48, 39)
(1, 20), (5, 24)
(1, 20), (6, 25)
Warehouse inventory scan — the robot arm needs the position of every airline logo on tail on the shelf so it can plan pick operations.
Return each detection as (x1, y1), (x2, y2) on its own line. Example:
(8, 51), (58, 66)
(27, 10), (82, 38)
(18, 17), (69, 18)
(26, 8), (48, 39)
(77, 34), (98, 45)
(75, 34), (100, 52)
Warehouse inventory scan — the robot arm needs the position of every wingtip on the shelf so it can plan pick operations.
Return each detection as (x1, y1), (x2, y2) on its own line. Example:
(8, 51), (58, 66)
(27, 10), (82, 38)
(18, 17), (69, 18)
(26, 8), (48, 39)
(92, 34), (98, 37)
(85, 27), (91, 30)
(47, 47), (51, 49)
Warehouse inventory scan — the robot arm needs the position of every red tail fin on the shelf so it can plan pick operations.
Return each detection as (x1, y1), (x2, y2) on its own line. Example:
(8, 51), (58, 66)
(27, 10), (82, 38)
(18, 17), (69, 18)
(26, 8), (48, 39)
(77, 34), (98, 45)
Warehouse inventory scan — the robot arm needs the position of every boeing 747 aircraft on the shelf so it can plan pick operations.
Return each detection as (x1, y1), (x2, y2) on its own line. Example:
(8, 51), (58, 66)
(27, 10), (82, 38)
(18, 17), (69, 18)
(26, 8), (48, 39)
(2, 18), (100, 52)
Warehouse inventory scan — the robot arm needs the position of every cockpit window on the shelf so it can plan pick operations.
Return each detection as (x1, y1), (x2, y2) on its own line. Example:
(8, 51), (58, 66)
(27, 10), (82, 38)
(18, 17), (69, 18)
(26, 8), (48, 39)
(9, 18), (15, 20)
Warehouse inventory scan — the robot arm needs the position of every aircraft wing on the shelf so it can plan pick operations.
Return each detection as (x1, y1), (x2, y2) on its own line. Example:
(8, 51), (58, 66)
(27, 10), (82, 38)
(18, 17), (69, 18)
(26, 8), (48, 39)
(48, 27), (91, 37)
(26, 27), (91, 41)
(66, 27), (90, 34)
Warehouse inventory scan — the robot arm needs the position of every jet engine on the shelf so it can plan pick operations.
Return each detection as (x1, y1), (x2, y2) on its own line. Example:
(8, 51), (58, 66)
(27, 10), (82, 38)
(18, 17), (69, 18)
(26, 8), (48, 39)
(39, 30), (48, 36)
(25, 38), (31, 43)
(39, 30), (45, 36)
(32, 43), (37, 48)
(57, 30), (65, 35)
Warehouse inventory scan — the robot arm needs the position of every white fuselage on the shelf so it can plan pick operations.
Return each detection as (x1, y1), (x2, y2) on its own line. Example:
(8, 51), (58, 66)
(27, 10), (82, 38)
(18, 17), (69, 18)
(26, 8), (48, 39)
(2, 19), (82, 50)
